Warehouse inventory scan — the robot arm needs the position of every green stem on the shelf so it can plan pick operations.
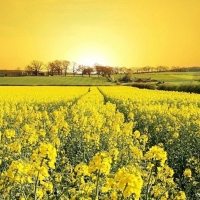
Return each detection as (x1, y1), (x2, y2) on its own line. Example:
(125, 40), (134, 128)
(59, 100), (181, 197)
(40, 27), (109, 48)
(34, 158), (45, 200)
(34, 171), (39, 200)
(21, 185), (28, 200)
(120, 183), (128, 200)
(157, 188), (169, 200)
(95, 170), (100, 200)
(145, 168), (153, 200)
(56, 191), (64, 200)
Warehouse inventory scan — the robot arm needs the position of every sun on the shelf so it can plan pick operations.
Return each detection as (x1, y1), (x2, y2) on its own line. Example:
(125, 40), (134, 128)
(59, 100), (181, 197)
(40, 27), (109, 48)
(80, 55), (99, 66)
(76, 51), (108, 67)
(77, 53), (105, 66)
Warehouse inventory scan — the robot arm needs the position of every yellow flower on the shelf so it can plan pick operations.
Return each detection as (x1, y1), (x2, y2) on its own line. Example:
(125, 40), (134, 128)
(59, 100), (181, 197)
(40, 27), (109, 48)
(111, 191), (117, 200)
(39, 129), (46, 137)
(5, 129), (15, 139)
(41, 181), (53, 193)
(36, 188), (44, 199)
(174, 191), (186, 200)
(74, 163), (89, 176)
(130, 146), (143, 160)
(183, 168), (192, 178)
(114, 166), (143, 200)
(27, 176), (33, 183)
(173, 132), (179, 138)
(128, 112), (134, 119)
(133, 130), (140, 138)
(144, 145), (167, 167)
(147, 162), (154, 170)
(109, 148), (119, 161)
(39, 166), (49, 178)
(101, 178), (114, 193)
(89, 152), (112, 175)
(55, 173), (62, 182)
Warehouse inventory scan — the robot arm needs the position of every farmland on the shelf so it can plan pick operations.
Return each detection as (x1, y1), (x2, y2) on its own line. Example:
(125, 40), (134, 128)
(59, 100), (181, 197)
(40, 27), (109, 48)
(0, 72), (200, 86)
(0, 76), (114, 86)
(116, 71), (200, 84)
(0, 86), (200, 199)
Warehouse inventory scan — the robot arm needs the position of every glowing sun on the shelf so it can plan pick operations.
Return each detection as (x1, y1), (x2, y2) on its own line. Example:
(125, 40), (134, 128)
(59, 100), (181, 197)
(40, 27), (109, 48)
(76, 51), (108, 66)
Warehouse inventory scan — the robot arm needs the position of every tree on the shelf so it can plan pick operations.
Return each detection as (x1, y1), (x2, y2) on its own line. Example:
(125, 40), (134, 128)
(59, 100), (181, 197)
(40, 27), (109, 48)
(45, 63), (51, 76)
(113, 66), (121, 74)
(48, 62), (56, 76)
(145, 66), (151, 72)
(104, 66), (114, 78)
(135, 67), (141, 73)
(26, 60), (43, 76)
(62, 60), (70, 76)
(121, 72), (133, 82)
(77, 65), (86, 76)
(53, 60), (63, 76)
(120, 66), (128, 74)
(94, 64), (103, 77)
(156, 66), (168, 72)
(83, 67), (94, 77)
(71, 62), (77, 76)
(149, 66), (156, 72)
(94, 64), (114, 77)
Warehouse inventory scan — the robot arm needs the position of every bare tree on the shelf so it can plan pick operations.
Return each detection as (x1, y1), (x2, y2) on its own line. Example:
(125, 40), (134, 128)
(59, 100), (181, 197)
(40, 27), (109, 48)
(113, 66), (120, 74)
(45, 63), (51, 76)
(49, 62), (56, 76)
(142, 66), (149, 72)
(135, 67), (142, 73)
(70, 62), (77, 76)
(157, 66), (168, 72)
(120, 66), (128, 74)
(149, 66), (156, 72)
(53, 60), (63, 76)
(26, 60), (43, 76)
(77, 65), (86, 76)
(25, 65), (32, 75)
(62, 60), (70, 76)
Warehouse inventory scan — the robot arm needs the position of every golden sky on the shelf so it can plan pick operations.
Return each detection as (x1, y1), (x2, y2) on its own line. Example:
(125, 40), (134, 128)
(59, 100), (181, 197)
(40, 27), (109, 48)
(0, 0), (200, 70)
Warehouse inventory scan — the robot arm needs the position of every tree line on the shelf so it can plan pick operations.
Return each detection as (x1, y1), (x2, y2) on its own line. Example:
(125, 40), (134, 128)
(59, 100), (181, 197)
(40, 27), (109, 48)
(26, 60), (70, 76)
(25, 60), (200, 77)
(25, 60), (128, 77)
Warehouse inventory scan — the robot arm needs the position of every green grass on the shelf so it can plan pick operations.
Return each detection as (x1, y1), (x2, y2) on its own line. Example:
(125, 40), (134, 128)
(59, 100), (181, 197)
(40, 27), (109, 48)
(1, 72), (200, 86)
(0, 75), (115, 86)
(114, 72), (200, 85)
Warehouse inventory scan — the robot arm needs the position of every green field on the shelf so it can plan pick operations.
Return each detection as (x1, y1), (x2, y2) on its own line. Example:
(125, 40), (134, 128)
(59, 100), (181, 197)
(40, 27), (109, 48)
(115, 71), (200, 84)
(0, 72), (200, 85)
(0, 75), (114, 86)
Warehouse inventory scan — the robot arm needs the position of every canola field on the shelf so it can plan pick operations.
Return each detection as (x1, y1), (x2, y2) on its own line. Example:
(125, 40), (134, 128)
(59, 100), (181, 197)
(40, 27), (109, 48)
(0, 86), (200, 200)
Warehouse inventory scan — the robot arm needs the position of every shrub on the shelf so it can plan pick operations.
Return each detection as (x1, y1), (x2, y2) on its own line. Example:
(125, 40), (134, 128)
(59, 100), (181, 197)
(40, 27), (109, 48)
(157, 83), (178, 91)
(119, 73), (133, 83)
(178, 84), (200, 93)
(132, 83), (157, 90)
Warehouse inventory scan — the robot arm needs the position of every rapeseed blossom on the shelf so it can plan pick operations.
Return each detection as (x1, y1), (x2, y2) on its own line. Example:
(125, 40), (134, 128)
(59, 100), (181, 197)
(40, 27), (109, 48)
(144, 145), (167, 167)
(184, 168), (192, 178)
(1, 86), (199, 199)
(89, 152), (112, 175)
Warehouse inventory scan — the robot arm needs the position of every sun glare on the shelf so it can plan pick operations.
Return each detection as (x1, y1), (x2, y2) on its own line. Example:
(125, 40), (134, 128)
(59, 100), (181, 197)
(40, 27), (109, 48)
(76, 52), (108, 66)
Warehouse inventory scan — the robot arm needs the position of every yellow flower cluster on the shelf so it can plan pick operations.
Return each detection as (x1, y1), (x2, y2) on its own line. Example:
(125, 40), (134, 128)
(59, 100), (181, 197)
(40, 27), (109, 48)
(0, 86), (192, 199)
(144, 145), (167, 167)
(99, 86), (200, 199)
